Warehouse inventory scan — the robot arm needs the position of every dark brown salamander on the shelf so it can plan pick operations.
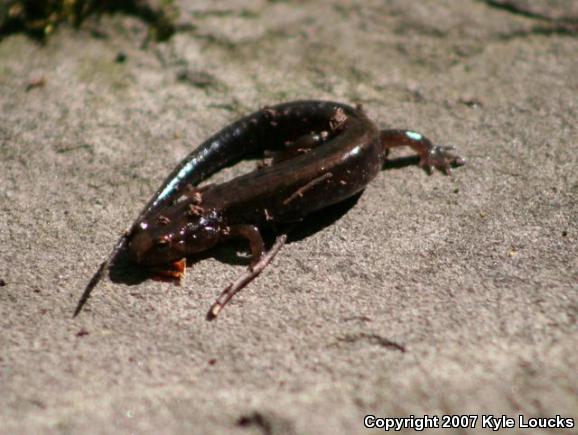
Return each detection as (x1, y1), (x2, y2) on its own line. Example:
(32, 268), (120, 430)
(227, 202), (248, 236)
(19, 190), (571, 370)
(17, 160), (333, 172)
(74, 100), (464, 320)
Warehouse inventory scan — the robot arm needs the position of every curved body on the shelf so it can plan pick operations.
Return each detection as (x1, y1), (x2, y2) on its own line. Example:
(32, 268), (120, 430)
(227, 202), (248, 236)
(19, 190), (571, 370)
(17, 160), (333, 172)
(128, 101), (387, 265)
(76, 100), (464, 320)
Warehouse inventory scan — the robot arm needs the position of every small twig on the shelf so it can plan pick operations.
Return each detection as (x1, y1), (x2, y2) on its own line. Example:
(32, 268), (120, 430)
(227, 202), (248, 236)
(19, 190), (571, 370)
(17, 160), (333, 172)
(283, 172), (333, 205)
(207, 234), (288, 320)
(73, 233), (128, 317)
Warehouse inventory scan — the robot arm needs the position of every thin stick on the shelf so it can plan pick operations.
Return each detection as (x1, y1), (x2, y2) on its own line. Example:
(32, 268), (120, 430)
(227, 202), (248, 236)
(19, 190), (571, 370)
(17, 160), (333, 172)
(282, 172), (333, 205)
(73, 233), (128, 317)
(206, 233), (288, 321)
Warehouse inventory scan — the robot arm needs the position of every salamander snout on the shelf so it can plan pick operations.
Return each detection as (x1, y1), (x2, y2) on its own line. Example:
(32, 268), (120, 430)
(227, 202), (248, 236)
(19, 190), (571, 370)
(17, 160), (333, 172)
(127, 223), (187, 266)
(127, 229), (154, 264)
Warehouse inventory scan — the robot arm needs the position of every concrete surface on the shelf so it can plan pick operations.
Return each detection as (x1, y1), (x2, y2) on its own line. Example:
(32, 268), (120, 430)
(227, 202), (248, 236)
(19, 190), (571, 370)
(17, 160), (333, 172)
(1, 1), (577, 434)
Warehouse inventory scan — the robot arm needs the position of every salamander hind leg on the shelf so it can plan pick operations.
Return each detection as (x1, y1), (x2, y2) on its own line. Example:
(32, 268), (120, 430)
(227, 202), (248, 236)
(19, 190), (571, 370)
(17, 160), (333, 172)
(380, 129), (465, 175)
(418, 142), (465, 175)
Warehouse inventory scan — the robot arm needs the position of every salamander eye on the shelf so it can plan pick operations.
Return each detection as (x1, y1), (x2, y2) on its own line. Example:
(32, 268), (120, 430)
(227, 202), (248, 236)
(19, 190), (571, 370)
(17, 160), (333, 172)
(155, 237), (170, 249)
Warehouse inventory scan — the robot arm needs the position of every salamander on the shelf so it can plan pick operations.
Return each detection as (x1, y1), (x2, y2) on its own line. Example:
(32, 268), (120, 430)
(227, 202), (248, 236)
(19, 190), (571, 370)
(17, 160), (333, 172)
(74, 100), (464, 320)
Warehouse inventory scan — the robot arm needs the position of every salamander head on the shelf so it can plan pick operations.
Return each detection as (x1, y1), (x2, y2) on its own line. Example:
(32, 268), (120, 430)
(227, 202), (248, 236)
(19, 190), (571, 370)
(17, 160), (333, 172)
(127, 207), (224, 266)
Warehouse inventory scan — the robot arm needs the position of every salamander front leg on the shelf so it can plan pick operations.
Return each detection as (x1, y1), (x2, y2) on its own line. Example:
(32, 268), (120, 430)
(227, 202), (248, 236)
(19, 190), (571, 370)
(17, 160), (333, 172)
(226, 224), (265, 268)
(206, 233), (288, 320)
(380, 129), (465, 174)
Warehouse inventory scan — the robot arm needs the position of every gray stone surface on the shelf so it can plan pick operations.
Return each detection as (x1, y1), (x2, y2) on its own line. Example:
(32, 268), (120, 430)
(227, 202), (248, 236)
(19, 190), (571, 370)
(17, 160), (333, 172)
(0, 1), (576, 434)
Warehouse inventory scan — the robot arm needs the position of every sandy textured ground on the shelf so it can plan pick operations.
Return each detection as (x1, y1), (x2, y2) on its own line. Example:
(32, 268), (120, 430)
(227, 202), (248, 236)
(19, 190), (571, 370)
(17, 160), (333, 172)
(1, 1), (577, 434)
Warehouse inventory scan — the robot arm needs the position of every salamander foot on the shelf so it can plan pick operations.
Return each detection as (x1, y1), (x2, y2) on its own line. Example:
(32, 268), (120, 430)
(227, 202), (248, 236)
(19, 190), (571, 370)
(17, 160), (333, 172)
(419, 145), (465, 175)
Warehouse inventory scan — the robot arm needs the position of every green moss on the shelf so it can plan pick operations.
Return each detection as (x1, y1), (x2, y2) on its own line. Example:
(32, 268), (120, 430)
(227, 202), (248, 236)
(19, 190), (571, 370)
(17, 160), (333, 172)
(0, 0), (178, 40)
